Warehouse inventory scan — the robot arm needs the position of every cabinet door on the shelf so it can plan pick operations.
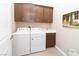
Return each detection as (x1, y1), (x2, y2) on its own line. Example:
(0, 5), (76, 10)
(31, 5), (44, 22)
(23, 4), (32, 22)
(46, 33), (56, 48)
(43, 7), (53, 23)
(14, 3), (24, 22)
(14, 3), (31, 22)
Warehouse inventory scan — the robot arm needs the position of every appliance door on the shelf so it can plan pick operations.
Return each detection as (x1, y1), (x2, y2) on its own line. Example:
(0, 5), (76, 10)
(12, 34), (30, 56)
(31, 33), (46, 53)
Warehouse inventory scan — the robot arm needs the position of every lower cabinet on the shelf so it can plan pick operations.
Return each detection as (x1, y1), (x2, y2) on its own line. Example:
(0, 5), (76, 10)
(46, 33), (56, 48)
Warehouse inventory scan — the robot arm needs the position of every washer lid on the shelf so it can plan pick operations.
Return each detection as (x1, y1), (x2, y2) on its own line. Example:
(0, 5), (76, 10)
(13, 28), (30, 35)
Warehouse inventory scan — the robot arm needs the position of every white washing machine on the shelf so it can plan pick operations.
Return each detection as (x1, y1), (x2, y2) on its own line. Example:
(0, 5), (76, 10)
(12, 28), (30, 56)
(12, 28), (46, 56)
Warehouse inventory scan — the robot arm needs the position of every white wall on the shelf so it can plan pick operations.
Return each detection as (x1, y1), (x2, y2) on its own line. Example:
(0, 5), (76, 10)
(16, 22), (53, 29)
(0, 3), (12, 40)
(11, 4), (16, 32)
(54, 2), (79, 55)
(0, 3), (12, 56)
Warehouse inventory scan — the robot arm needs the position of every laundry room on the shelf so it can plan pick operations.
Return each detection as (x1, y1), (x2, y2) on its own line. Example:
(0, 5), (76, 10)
(0, 0), (79, 57)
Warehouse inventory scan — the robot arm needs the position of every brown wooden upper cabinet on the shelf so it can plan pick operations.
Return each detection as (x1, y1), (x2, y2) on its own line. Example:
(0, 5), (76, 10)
(14, 3), (53, 23)
(43, 7), (53, 23)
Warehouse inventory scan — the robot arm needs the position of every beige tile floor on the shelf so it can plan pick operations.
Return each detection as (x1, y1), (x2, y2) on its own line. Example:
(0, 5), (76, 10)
(28, 47), (63, 56)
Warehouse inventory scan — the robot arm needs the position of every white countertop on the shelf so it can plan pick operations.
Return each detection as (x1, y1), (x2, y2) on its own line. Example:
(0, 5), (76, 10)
(31, 28), (56, 33)
(45, 29), (56, 33)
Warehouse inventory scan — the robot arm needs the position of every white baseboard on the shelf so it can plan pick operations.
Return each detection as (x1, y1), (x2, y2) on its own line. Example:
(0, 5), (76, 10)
(55, 46), (67, 56)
